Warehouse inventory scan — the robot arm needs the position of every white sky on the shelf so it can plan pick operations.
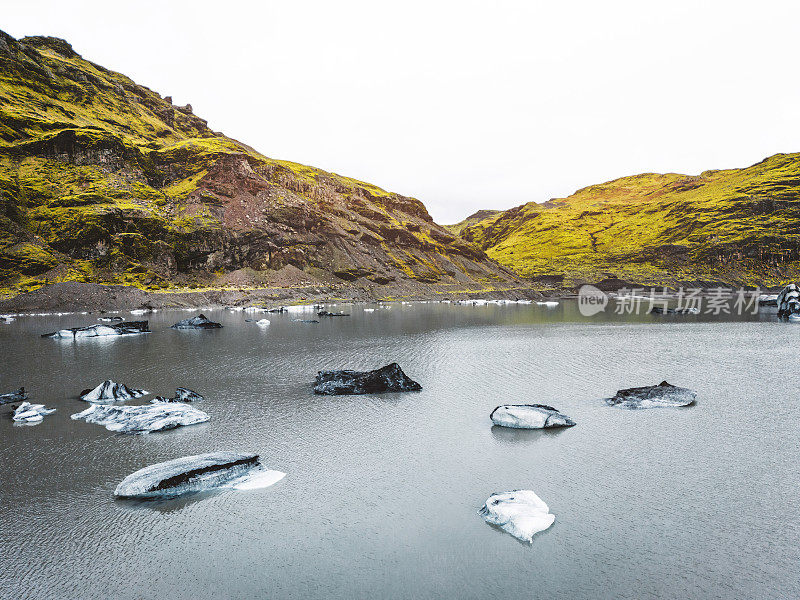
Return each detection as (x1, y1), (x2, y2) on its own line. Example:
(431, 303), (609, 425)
(4, 1), (800, 223)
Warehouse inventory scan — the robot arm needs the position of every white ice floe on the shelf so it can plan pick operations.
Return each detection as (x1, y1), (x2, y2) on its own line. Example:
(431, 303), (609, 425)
(80, 380), (148, 403)
(490, 404), (575, 429)
(244, 306), (267, 313)
(0, 315), (14, 323)
(255, 318), (270, 327)
(536, 301), (559, 307)
(72, 402), (209, 433)
(113, 452), (285, 498)
(363, 308), (376, 312)
(13, 401), (56, 424)
(479, 490), (555, 543)
(286, 304), (316, 313)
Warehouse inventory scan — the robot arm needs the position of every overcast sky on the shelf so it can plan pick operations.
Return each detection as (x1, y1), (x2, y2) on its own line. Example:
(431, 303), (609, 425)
(4, 1), (800, 222)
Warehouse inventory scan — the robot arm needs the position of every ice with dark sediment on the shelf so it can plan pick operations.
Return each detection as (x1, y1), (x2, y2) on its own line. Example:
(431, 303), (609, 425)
(479, 490), (555, 542)
(604, 381), (696, 409)
(42, 321), (150, 338)
(13, 401), (56, 424)
(777, 284), (800, 318)
(490, 404), (575, 429)
(152, 388), (204, 403)
(97, 316), (124, 322)
(0, 387), (27, 405)
(244, 318), (271, 326)
(170, 314), (223, 329)
(113, 452), (286, 498)
(313, 363), (422, 395)
(79, 380), (148, 403)
(71, 402), (209, 433)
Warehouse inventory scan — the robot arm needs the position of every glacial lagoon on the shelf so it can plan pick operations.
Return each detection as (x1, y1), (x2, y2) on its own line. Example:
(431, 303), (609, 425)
(0, 302), (798, 599)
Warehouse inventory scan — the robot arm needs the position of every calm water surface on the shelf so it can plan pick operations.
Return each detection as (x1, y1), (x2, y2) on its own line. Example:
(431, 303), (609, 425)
(0, 302), (797, 599)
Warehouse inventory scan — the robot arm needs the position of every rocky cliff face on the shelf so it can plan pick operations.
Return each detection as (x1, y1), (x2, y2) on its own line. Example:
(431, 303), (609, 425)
(460, 157), (800, 288)
(0, 31), (518, 298)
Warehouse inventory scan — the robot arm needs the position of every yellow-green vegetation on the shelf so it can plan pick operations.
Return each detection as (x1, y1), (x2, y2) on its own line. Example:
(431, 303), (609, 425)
(445, 209), (501, 236)
(0, 30), (511, 297)
(461, 156), (800, 287)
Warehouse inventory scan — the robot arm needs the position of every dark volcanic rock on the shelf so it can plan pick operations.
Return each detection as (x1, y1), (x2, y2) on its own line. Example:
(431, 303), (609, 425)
(42, 321), (149, 338)
(605, 381), (696, 409)
(314, 362), (422, 395)
(171, 314), (222, 329)
(0, 387), (27, 405)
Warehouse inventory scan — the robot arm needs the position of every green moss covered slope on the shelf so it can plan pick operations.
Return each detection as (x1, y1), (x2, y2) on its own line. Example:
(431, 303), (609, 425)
(0, 31), (518, 297)
(461, 156), (800, 287)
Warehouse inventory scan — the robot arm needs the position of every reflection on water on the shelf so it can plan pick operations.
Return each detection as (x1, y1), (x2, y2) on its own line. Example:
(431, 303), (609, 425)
(0, 301), (797, 600)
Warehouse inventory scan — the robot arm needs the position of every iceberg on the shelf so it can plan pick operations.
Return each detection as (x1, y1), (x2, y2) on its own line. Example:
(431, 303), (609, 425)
(170, 314), (223, 329)
(152, 388), (204, 403)
(314, 363), (422, 395)
(479, 490), (555, 543)
(97, 316), (124, 322)
(13, 401), (56, 424)
(317, 310), (349, 317)
(72, 402), (209, 433)
(0, 387), (27, 405)
(42, 321), (149, 338)
(490, 404), (575, 429)
(244, 318), (271, 326)
(80, 380), (148, 403)
(605, 381), (696, 409)
(778, 284), (800, 318)
(0, 315), (14, 323)
(113, 452), (285, 498)
(536, 301), (559, 308)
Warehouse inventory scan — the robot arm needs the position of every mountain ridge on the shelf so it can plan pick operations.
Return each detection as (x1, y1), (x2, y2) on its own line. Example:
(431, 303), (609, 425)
(0, 31), (525, 303)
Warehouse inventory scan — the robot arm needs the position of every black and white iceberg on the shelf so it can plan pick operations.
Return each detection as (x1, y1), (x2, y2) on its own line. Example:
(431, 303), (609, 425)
(479, 490), (555, 543)
(42, 321), (150, 339)
(490, 404), (575, 429)
(12, 401), (56, 424)
(152, 388), (204, 403)
(170, 314), (222, 329)
(113, 452), (285, 498)
(0, 387), (27, 405)
(71, 402), (209, 433)
(313, 363), (422, 395)
(605, 381), (696, 409)
(80, 380), (148, 403)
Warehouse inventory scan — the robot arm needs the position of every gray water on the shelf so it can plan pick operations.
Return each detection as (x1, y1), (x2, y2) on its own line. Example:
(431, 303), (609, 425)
(0, 302), (797, 600)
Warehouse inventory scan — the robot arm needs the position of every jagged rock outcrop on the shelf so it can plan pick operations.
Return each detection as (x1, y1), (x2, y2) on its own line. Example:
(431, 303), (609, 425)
(0, 30), (519, 298)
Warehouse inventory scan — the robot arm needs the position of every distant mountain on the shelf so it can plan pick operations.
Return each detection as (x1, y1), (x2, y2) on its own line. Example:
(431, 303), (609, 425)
(0, 31), (519, 299)
(445, 210), (501, 236)
(460, 156), (800, 288)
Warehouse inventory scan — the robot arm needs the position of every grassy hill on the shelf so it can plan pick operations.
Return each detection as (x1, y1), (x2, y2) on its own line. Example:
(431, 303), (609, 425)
(0, 31), (518, 299)
(460, 155), (800, 288)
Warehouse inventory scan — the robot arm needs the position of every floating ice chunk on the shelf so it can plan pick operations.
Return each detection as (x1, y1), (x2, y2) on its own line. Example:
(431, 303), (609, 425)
(363, 308), (376, 312)
(0, 387), (27, 405)
(479, 490), (555, 543)
(171, 314), (222, 329)
(72, 402), (209, 433)
(314, 363), (422, 395)
(152, 388), (204, 403)
(490, 404), (575, 429)
(113, 452), (283, 498)
(13, 401), (56, 423)
(0, 314), (14, 323)
(604, 381), (696, 409)
(80, 380), (148, 403)
(536, 301), (559, 307)
(42, 321), (149, 339)
(285, 304), (316, 313)
(97, 316), (124, 322)
(317, 310), (349, 317)
(130, 309), (150, 315)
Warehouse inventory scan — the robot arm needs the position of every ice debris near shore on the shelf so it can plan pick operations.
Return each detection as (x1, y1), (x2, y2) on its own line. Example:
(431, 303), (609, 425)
(42, 321), (150, 338)
(317, 310), (349, 317)
(777, 284), (800, 318)
(479, 490), (555, 543)
(152, 388), (203, 403)
(171, 314), (223, 329)
(0, 314), (14, 324)
(113, 452), (285, 498)
(13, 401), (56, 423)
(80, 380), (148, 402)
(490, 404), (575, 429)
(314, 363), (422, 395)
(536, 301), (559, 307)
(0, 387), (27, 405)
(97, 316), (124, 322)
(650, 306), (700, 315)
(72, 402), (209, 433)
(244, 318), (271, 327)
(605, 381), (696, 409)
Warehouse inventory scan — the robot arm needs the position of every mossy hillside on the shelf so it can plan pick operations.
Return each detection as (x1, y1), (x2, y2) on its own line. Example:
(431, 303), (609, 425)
(0, 30), (513, 296)
(461, 154), (800, 287)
